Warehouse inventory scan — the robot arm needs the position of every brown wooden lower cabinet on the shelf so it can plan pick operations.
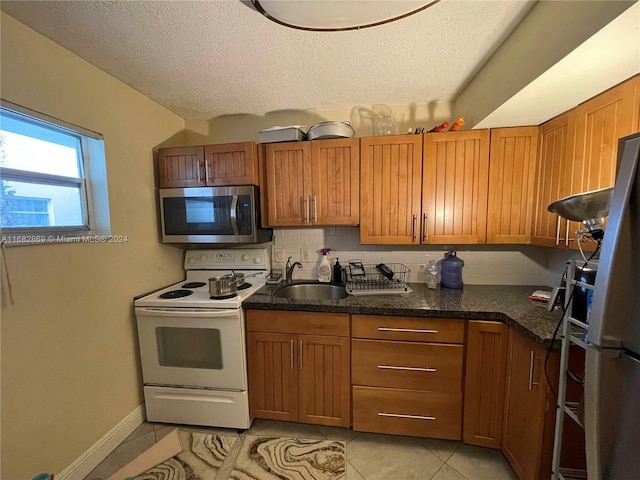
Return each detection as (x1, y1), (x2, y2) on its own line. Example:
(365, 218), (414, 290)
(352, 385), (462, 439)
(502, 327), (559, 480)
(352, 338), (463, 393)
(463, 320), (508, 449)
(246, 311), (565, 478)
(246, 310), (351, 427)
(247, 332), (298, 422)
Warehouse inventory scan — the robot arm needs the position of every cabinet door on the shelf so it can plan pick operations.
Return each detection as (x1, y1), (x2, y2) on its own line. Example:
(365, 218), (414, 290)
(157, 146), (205, 188)
(298, 335), (351, 427)
(247, 332), (298, 422)
(463, 321), (508, 449)
(502, 328), (551, 480)
(204, 142), (258, 186)
(360, 135), (423, 244)
(422, 130), (490, 244)
(311, 138), (360, 225)
(264, 142), (312, 226)
(487, 127), (538, 244)
(569, 76), (640, 249)
(531, 113), (574, 248)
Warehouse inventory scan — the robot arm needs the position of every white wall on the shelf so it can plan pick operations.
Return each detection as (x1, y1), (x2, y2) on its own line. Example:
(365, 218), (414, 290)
(1, 13), (186, 479)
(271, 227), (551, 286)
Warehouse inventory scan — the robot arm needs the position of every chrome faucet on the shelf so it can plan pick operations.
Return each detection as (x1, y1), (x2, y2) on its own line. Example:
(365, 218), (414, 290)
(285, 257), (303, 284)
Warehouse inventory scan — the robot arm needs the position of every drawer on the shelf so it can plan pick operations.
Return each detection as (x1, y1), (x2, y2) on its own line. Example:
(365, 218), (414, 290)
(351, 315), (464, 343)
(352, 339), (463, 393)
(246, 310), (349, 336)
(352, 386), (462, 440)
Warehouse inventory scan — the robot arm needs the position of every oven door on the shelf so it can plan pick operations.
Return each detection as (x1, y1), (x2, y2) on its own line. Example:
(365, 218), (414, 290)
(159, 186), (260, 243)
(135, 307), (247, 390)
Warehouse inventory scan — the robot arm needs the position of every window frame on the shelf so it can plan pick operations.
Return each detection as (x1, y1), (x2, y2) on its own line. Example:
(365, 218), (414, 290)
(0, 99), (109, 245)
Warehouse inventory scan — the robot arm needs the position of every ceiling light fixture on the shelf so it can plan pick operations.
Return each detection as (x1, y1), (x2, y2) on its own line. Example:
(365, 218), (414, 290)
(251, 0), (441, 32)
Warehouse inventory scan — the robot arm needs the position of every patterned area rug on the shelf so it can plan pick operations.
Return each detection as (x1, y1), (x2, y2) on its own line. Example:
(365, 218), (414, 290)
(227, 435), (346, 480)
(136, 432), (237, 480)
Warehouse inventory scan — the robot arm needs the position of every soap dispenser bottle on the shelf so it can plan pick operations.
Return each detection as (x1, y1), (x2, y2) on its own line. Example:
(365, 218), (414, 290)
(333, 258), (343, 285)
(318, 248), (332, 283)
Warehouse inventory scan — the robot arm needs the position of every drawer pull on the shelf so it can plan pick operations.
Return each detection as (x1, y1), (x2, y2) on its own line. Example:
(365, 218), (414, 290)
(378, 412), (435, 421)
(378, 327), (439, 334)
(377, 365), (436, 372)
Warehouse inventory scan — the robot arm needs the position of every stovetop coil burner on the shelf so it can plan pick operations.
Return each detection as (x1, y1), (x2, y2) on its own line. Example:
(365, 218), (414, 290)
(210, 293), (238, 300)
(159, 289), (194, 299)
(181, 281), (206, 289)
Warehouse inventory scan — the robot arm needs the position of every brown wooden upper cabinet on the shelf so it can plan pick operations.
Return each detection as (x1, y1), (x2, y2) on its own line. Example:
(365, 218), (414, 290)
(487, 127), (538, 244)
(360, 135), (423, 244)
(533, 75), (640, 249)
(567, 75), (640, 250)
(360, 132), (489, 244)
(262, 138), (359, 227)
(532, 112), (574, 248)
(157, 142), (259, 188)
(423, 130), (490, 244)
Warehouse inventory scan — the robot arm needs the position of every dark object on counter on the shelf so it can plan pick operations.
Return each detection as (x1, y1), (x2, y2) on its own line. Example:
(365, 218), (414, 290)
(333, 258), (344, 285)
(440, 251), (464, 289)
(376, 263), (395, 280)
(572, 261), (597, 322)
(428, 121), (449, 133)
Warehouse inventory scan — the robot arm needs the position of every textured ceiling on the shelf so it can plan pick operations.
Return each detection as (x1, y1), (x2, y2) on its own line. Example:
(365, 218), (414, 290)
(0, 0), (535, 119)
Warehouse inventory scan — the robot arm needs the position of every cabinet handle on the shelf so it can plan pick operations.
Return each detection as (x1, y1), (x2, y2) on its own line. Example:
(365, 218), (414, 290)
(304, 196), (310, 223)
(313, 195), (317, 223)
(204, 159), (210, 184)
(378, 327), (438, 334)
(378, 365), (436, 372)
(411, 214), (417, 242)
(566, 219), (571, 246)
(529, 350), (535, 390)
(290, 340), (294, 370)
(378, 412), (435, 421)
(422, 213), (428, 242)
(299, 340), (303, 370)
(555, 216), (561, 246)
(196, 161), (201, 183)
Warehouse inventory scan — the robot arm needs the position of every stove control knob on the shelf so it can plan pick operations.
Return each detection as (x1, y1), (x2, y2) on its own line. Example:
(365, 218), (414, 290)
(188, 257), (196, 265)
(241, 254), (250, 261)
(199, 254), (207, 262)
(254, 256), (262, 264)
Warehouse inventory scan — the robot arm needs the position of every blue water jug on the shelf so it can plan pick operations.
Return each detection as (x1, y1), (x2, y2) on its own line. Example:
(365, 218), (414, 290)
(440, 251), (464, 289)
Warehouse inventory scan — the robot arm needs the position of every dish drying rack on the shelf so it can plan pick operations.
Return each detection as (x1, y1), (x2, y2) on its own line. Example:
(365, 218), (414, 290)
(345, 262), (412, 295)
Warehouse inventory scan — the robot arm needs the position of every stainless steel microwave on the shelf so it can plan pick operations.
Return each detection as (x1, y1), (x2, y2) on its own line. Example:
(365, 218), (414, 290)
(159, 186), (272, 244)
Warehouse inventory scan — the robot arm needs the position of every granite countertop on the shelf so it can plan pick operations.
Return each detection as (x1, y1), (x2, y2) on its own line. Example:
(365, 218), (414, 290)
(243, 282), (565, 348)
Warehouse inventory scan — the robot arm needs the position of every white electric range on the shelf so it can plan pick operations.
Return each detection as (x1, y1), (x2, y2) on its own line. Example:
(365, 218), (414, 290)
(134, 248), (269, 429)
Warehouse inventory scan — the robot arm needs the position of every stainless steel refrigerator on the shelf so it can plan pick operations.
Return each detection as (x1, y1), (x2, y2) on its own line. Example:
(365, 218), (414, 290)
(584, 132), (640, 479)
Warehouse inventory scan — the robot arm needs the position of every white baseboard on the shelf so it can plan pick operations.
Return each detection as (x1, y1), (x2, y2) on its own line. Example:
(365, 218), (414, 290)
(57, 404), (146, 480)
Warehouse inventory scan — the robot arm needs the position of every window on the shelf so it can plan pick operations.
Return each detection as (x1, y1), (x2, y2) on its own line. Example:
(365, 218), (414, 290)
(0, 100), (110, 244)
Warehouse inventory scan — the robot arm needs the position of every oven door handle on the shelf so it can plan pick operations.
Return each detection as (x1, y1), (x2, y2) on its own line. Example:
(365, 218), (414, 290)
(230, 195), (239, 235)
(135, 307), (239, 318)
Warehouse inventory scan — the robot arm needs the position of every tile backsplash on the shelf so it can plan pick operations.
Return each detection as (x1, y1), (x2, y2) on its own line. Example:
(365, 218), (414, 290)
(271, 227), (552, 286)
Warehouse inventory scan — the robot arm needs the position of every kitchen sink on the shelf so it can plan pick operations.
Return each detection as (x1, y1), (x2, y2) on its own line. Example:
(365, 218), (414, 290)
(274, 282), (348, 300)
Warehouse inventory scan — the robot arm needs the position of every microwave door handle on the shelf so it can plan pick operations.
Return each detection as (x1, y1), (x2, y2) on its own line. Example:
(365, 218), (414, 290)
(230, 195), (239, 235)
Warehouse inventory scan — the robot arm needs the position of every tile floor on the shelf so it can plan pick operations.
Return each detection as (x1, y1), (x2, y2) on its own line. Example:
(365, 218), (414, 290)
(85, 419), (518, 480)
